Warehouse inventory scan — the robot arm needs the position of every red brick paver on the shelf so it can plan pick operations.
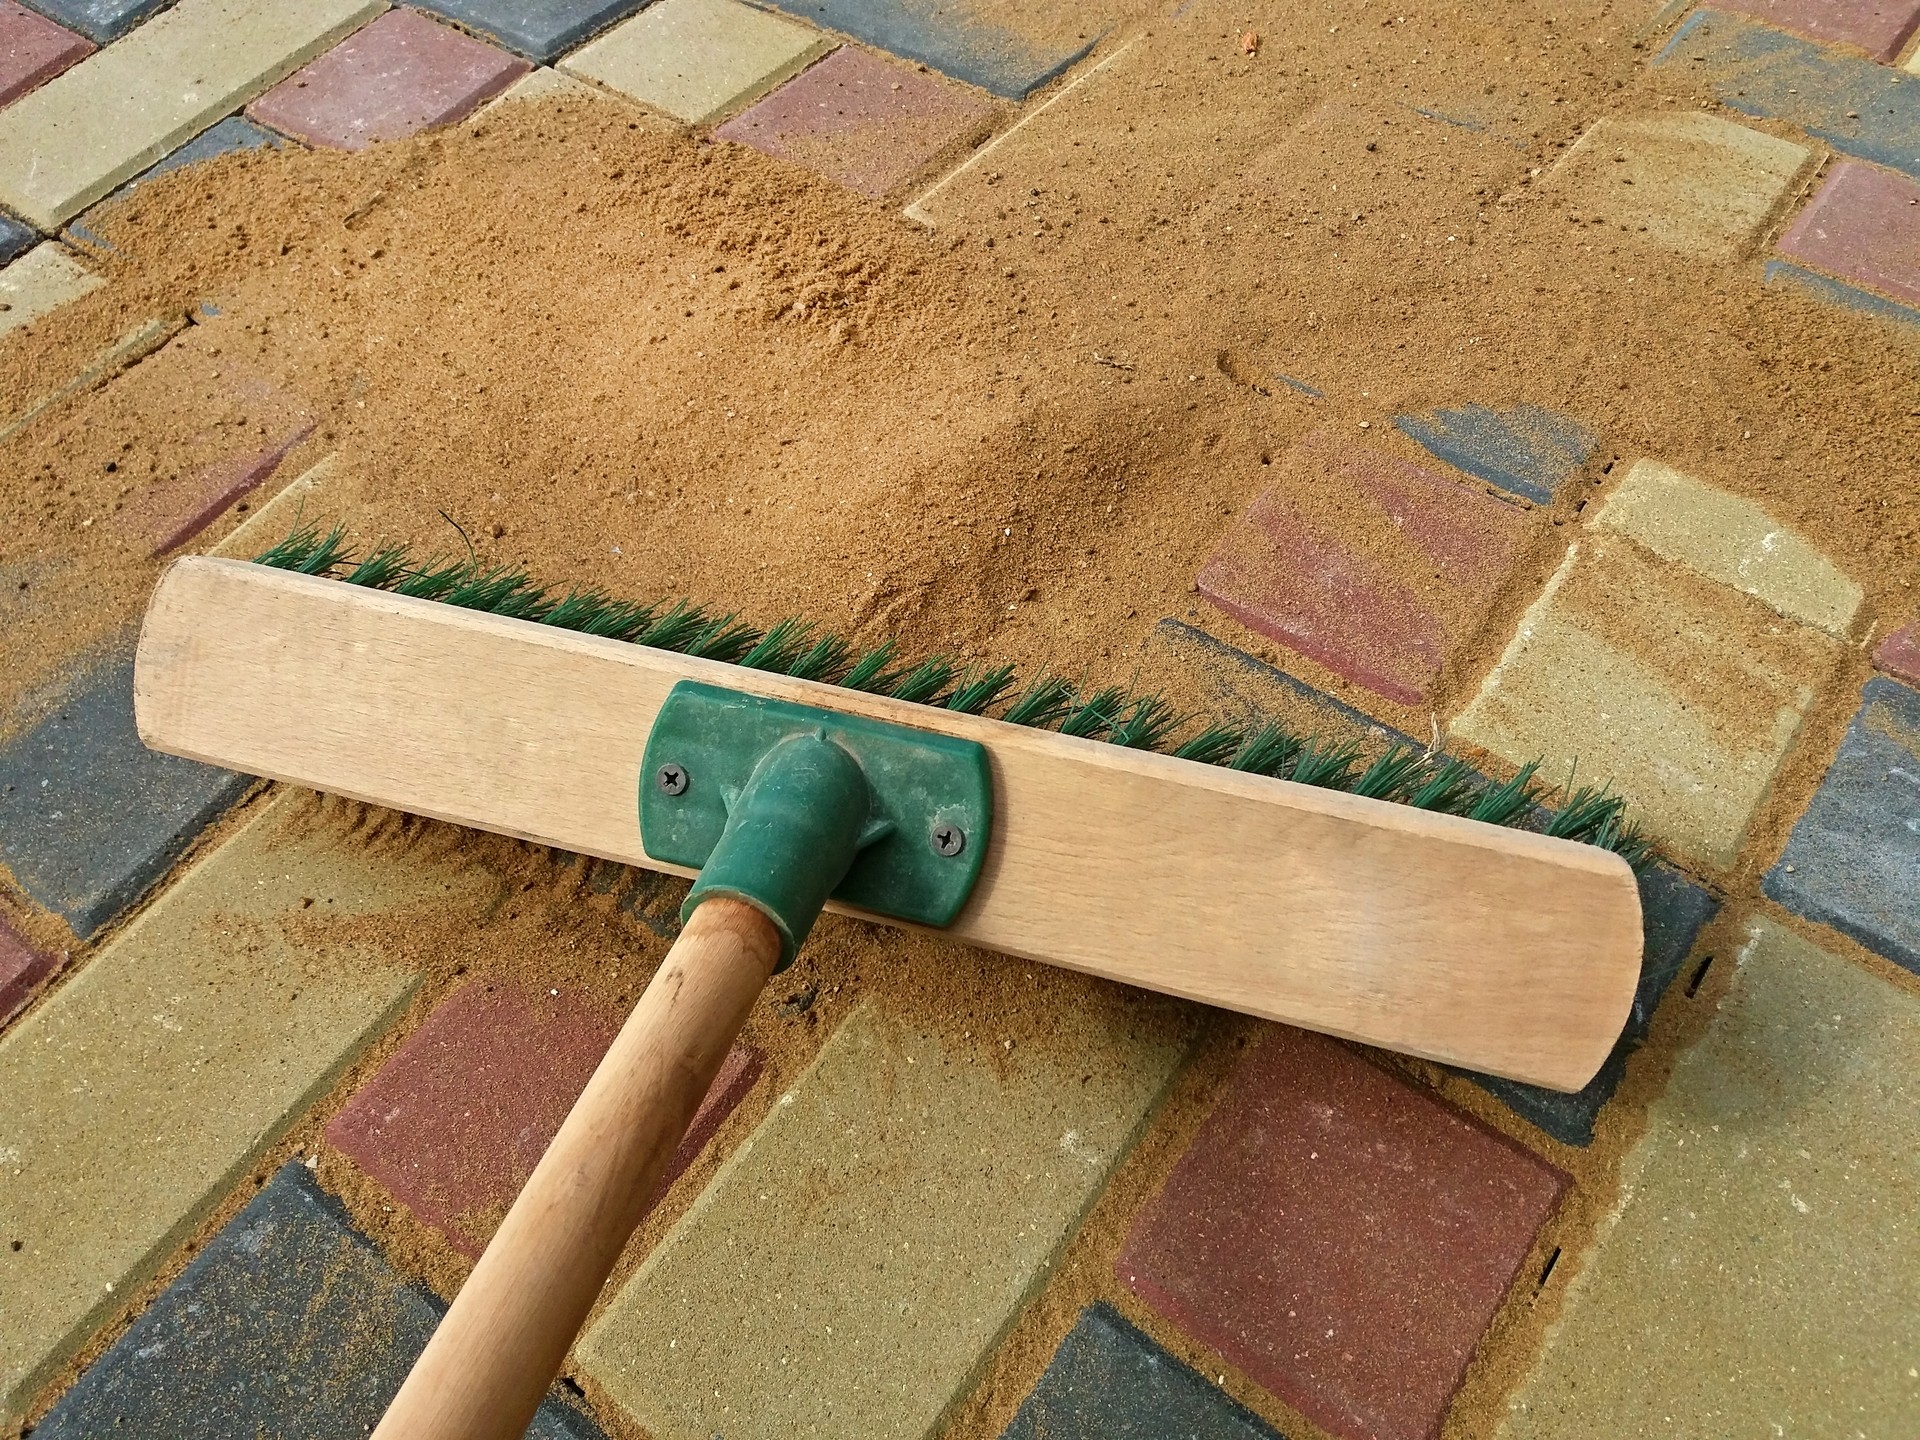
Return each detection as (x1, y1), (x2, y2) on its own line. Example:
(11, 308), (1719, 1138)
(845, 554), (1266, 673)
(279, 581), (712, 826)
(1198, 436), (1532, 706)
(247, 7), (529, 152)
(1778, 160), (1920, 307)
(715, 45), (996, 199)
(1709, 0), (1920, 62)
(0, 0), (92, 109)
(0, 913), (60, 1026)
(1117, 1027), (1568, 1440)
(327, 979), (761, 1256)
(1875, 621), (1920, 685)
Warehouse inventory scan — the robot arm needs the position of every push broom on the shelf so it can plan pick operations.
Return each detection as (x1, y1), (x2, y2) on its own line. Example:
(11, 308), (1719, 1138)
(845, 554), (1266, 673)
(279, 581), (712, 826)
(132, 529), (1646, 1440)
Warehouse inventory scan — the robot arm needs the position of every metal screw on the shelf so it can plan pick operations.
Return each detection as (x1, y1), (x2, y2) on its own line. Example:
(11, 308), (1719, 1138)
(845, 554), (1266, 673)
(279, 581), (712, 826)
(655, 763), (689, 796)
(930, 821), (966, 857)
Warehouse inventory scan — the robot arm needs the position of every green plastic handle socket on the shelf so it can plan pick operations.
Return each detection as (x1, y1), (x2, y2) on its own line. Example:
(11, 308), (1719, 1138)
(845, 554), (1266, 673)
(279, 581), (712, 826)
(638, 682), (992, 970)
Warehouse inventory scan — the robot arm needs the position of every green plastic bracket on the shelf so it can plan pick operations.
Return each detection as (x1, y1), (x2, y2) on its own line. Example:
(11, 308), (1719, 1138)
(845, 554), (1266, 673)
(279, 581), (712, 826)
(639, 681), (991, 970)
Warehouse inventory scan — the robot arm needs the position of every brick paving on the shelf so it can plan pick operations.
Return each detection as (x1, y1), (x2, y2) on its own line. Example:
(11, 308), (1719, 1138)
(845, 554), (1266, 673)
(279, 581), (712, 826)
(3, 0), (1919, 1434)
(1199, 435), (1533, 707)
(0, 1), (91, 108)
(561, 0), (828, 126)
(34, 1162), (606, 1438)
(1777, 159), (1920, 307)
(327, 978), (761, 1256)
(1542, 111), (1812, 259)
(1764, 678), (1920, 974)
(715, 44), (998, 200)
(1452, 535), (1840, 871)
(1118, 1027), (1567, 1440)
(0, 0), (381, 229)
(1502, 919), (1920, 1437)
(578, 1000), (1191, 1439)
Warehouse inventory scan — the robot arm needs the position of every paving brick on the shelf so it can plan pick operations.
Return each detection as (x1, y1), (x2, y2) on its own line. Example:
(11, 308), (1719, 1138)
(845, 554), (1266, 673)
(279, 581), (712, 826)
(0, 646), (252, 938)
(1592, 458), (1864, 638)
(758, 0), (1093, 98)
(32, 1161), (605, 1438)
(715, 45), (997, 200)
(67, 115), (282, 253)
(561, 0), (828, 126)
(1118, 1026), (1568, 1440)
(1002, 1302), (1285, 1440)
(485, 64), (608, 107)
(0, 311), (177, 444)
(1392, 404), (1596, 506)
(0, 0), (383, 229)
(0, 241), (99, 339)
(1763, 677), (1920, 973)
(1875, 619), (1920, 683)
(1501, 918), (1920, 1438)
(249, 8), (528, 151)
(1541, 111), (1810, 259)
(579, 997), (1192, 1440)
(0, 1), (89, 108)
(1141, 617), (1421, 748)
(1708, 0), (1920, 61)
(118, 419), (316, 557)
(0, 794), (493, 1423)
(413, 0), (645, 63)
(207, 453), (336, 557)
(1468, 862), (1718, 1146)
(0, 209), (31, 263)
(12, 0), (163, 44)
(1765, 253), (1920, 327)
(1656, 11), (1920, 181)
(328, 979), (760, 1257)
(1197, 434), (1534, 707)
(1451, 536), (1839, 871)
(1777, 158), (1920, 309)
(0, 913), (60, 1027)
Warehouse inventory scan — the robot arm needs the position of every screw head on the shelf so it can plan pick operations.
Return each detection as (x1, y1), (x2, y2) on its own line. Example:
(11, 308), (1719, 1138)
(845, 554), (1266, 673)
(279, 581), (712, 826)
(655, 763), (689, 796)
(930, 821), (966, 857)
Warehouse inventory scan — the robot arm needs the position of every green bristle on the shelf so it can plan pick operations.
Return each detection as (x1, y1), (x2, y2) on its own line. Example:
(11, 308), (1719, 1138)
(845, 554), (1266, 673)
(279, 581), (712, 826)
(1544, 784), (1627, 844)
(1352, 745), (1426, 801)
(1003, 675), (1076, 729)
(1173, 724), (1244, 766)
(685, 616), (761, 662)
(255, 522), (352, 575)
(945, 663), (1018, 715)
(1290, 738), (1362, 789)
(446, 565), (551, 619)
(840, 641), (899, 693)
(1467, 761), (1543, 827)
(637, 602), (716, 652)
(885, 658), (959, 705)
(1406, 757), (1480, 814)
(245, 526), (1654, 862)
(343, 541), (409, 590)
(740, 619), (816, 673)
(1108, 695), (1182, 750)
(1059, 685), (1129, 738)
(786, 634), (853, 682)
(1228, 722), (1303, 777)
(392, 555), (471, 601)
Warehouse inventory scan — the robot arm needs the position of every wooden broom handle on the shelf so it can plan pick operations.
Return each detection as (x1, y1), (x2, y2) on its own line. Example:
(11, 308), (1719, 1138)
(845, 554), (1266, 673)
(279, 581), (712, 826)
(370, 896), (782, 1440)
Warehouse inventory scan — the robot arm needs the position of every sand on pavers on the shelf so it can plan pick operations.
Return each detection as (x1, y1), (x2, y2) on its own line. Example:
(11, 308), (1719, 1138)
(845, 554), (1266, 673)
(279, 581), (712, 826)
(1592, 458), (1864, 638)
(0, 791), (493, 1423)
(1500, 917), (1920, 1438)
(578, 997), (1192, 1440)
(1452, 535), (1842, 871)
